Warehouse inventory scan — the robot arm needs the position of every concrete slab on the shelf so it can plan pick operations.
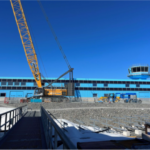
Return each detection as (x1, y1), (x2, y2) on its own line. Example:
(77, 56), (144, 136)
(123, 131), (130, 136)
(135, 130), (142, 136)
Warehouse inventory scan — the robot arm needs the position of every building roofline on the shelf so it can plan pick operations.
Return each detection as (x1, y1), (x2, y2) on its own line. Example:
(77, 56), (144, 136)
(1, 77), (150, 82)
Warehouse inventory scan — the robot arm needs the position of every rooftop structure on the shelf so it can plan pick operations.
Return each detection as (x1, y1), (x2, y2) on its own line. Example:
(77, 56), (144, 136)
(128, 65), (150, 80)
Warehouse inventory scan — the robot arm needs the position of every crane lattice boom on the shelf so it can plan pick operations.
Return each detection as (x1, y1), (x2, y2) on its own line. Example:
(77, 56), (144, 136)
(10, 0), (42, 87)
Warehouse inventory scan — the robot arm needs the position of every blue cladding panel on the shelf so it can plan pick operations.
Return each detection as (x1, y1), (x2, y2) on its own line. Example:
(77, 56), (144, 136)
(140, 85), (150, 88)
(97, 84), (104, 87)
(26, 82), (33, 86)
(108, 84), (125, 88)
(10, 91), (16, 97)
(77, 90), (150, 98)
(9, 91), (24, 97)
(53, 83), (64, 87)
(130, 84), (136, 88)
(0, 90), (35, 98)
(80, 83), (92, 87)
(139, 92), (150, 98)
(26, 93), (33, 97)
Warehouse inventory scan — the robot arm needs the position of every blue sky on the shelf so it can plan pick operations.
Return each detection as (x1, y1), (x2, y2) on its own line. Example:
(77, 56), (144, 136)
(0, 1), (150, 79)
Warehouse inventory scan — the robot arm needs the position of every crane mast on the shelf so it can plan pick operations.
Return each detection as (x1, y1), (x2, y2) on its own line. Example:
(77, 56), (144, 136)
(10, 0), (42, 87)
(10, 0), (75, 98)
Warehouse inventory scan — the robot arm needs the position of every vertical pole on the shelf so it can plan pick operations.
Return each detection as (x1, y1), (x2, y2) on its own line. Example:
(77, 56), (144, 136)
(9, 111), (11, 130)
(18, 109), (19, 121)
(60, 114), (62, 128)
(5, 113), (7, 134)
(47, 118), (49, 148)
(16, 109), (18, 121)
(17, 109), (19, 121)
(63, 143), (67, 149)
(54, 129), (58, 149)
(15, 109), (16, 123)
(12, 110), (14, 126)
(50, 123), (52, 149)
(94, 119), (95, 131)
(0, 115), (1, 132)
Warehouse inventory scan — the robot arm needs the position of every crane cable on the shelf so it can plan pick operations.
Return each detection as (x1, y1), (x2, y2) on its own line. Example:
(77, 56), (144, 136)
(37, 0), (71, 70)
(22, 1), (49, 80)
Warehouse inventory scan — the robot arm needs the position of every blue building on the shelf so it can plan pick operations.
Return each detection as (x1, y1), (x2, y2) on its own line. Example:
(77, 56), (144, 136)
(0, 65), (150, 103)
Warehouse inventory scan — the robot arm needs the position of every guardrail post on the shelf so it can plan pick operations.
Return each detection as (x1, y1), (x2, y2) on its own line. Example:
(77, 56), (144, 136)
(54, 129), (58, 149)
(12, 110), (14, 125)
(4, 113), (7, 134)
(18, 109), (19, 120)
(63, 143), (67, 149)
(15, 109), (17, 123)
(46, 118), (49, 148)
(40, 106), (76, 149)
(49, 122), (52, 149)
(0, 115), (1, 131)
(9, 112), (11, 130)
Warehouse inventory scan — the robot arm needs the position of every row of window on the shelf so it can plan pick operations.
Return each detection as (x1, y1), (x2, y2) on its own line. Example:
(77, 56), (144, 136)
(0, 82), (143, 88)
(1, 82), (26, 86)
(76, 87), (150, 91)
(0, 82), (147, 88)
(0, 86), (150, 91)
(0, 82), (44, 86)
(1, 79), (150, 84)
(76, 83), (141, 88)
(129, 67), (148, 73)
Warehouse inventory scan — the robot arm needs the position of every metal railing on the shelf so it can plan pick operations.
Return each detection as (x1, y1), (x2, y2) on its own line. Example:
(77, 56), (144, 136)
(40, 106), (76, 149)
(0, 105), (28, 134)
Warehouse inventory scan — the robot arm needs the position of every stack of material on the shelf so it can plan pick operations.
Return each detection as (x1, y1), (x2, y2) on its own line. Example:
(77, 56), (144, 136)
(44, 98), (51, 103)
(20, 99), (29, 103)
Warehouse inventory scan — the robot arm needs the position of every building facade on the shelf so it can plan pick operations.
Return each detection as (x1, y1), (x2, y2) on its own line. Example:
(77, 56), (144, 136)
(0, 77), (150, 103)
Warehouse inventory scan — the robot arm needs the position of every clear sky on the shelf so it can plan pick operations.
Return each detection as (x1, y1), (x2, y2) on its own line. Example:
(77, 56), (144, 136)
(0, 1), (150, 79)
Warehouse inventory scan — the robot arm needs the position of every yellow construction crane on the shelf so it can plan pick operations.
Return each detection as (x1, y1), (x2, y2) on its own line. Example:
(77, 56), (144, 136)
(10, 0), (74, 98)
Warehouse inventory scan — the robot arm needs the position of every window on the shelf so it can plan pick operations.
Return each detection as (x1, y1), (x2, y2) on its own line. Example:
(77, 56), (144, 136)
(104, 83), (108, 87)
(1, 81), (6, 85)
(0, 93), (6, 97)
(133, 67), (136, 72)
(145, 67), (148, 72)
(64, 82), (68, 86)
(93, 83), (97, 87)
(141, 67), (145, 72)
(131, 68), (133, 73)
(104, 94), (109, 97)
(21, 82), (26, 86)
(76, 83), (80, 87)
(136, 84), (140, 87)
(137, 67), (140, 72)
(128, 69), (130, 73)
(126, 84), (130, 87)
(8, 82), (13, 86)
(93, 93), (97, 97)
(15, 82), (19, 86)
(34, 82), (37, 86)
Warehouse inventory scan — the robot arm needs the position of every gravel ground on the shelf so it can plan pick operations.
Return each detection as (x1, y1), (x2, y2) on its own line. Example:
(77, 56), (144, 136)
(6, 102), (150, 137)
(6, 102), (150, 110)
(48, 107), (149, 138)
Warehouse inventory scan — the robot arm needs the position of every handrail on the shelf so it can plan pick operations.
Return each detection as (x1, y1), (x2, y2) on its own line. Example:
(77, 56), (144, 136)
(40, 106), (76, 149)
(0, 105), (27, 116)
(0, 105), (27, 133)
